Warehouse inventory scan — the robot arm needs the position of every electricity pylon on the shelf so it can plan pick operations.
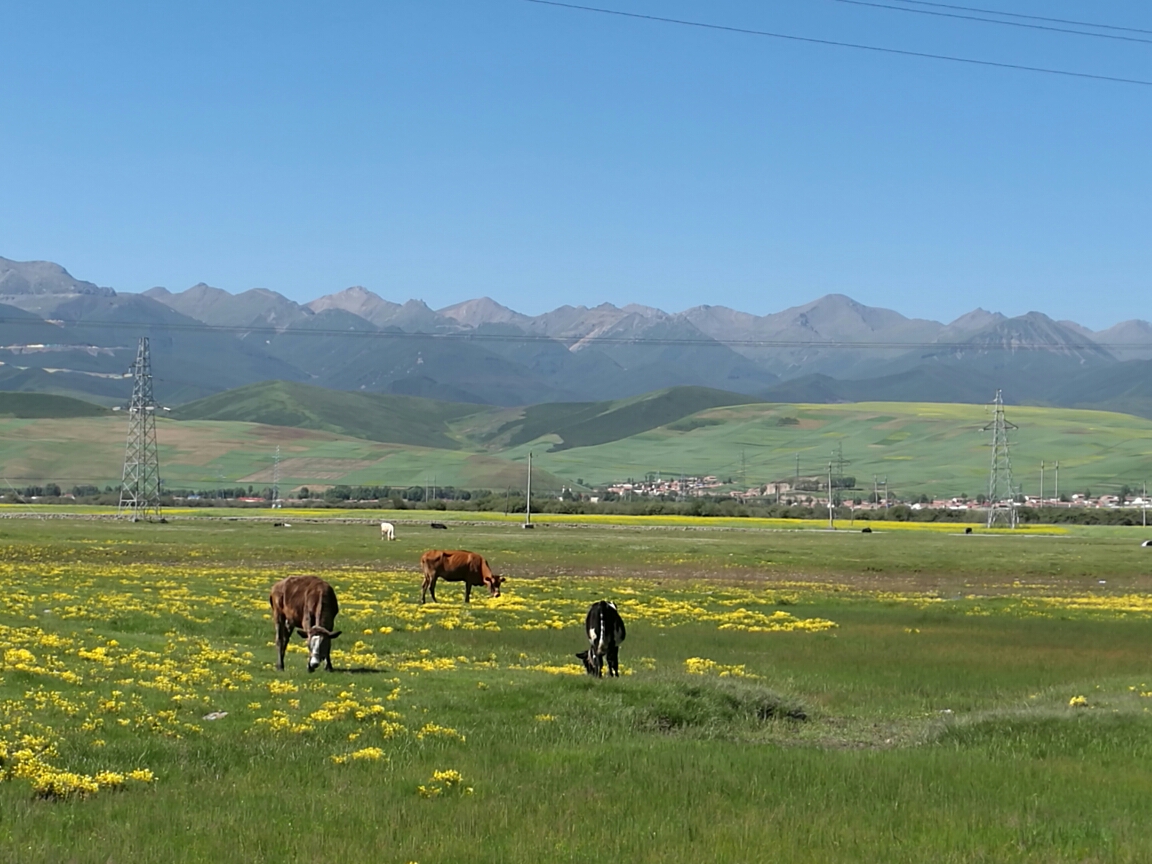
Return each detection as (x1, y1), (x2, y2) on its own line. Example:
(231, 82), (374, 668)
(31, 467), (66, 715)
(118, 337), (163, 521)
(982, 390), (1018, 528)
(271, 445), (281, 508)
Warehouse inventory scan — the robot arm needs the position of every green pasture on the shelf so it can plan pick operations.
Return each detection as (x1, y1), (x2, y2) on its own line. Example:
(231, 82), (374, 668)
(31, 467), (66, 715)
(502, 401), (1152, 498)
(3, 516), (1152, 862)
(0, 417), (566, 492)
(3, 398), (1152, 500)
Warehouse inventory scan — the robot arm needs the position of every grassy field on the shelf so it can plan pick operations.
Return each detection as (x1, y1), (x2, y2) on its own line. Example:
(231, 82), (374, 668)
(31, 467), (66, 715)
(499, 401), (1152, 499)
(3, 515), (1152, 862)
(0, 417), (568, 493)
(4, 396), (1152, 499)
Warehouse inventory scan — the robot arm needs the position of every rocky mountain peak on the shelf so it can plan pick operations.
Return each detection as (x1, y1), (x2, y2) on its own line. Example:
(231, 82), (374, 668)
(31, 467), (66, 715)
(438, 296), (529, 328)
(307, 286), (401, 326)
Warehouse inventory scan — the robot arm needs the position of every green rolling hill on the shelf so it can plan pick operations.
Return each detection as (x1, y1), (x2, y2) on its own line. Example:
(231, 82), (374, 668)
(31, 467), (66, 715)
(502, 401), (1152, 499)
(0, 392), (109, 418)
(171, 380), (488, 450)
(172, 382), (761, 454)
(464, 386), (762, 451)
(3, 382), (1152, 499)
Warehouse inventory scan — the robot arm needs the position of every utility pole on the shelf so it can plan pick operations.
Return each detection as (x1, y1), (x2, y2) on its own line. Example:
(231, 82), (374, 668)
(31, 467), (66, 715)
(982, 389), (1018, 528)
(118, 337), (163, 522)
(795, 454), (800, 492)
(1054, 461), (1059, 504)
(1143, 481), (1147, 528)
(1040, 460), (1044, 507)
(740, 449), (747, 488)
(524, 452), (533, 528)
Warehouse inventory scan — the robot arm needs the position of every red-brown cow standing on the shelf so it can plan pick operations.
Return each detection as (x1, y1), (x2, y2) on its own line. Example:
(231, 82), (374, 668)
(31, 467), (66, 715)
(420, 549), (504, 604)
(269, 575), (342, 672)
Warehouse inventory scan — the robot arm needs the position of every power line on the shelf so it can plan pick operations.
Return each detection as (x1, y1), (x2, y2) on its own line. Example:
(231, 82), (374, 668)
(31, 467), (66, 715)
(834, 0), (1152, 45)
(889, 0), (1152, 37)
(523, 0), (1152, 87)
(4, 317), (1149, 351)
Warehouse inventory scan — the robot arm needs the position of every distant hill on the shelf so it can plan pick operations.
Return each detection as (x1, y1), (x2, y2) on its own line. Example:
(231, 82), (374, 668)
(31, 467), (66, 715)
(174, 382), (762, 453)
(1049, 359), (1152, 420)
(7, 396), (1152, 500)
(172, 380), (489, 449)
(476, 386), (764, 451)
(760, 366), (1000, 406)
(0, 392), (109, 418)
(1093, 320), (1152, 362)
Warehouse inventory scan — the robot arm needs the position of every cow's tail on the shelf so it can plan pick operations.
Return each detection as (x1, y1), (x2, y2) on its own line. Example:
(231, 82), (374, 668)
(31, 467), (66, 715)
(593, 601), (610, 656)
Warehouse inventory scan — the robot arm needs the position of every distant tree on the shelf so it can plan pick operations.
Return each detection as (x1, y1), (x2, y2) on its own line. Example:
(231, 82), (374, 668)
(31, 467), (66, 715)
(324, 486), (352, 501)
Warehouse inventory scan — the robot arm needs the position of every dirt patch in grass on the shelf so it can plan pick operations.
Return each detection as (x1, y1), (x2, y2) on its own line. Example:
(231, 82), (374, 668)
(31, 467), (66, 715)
(247, 424), (341, 442)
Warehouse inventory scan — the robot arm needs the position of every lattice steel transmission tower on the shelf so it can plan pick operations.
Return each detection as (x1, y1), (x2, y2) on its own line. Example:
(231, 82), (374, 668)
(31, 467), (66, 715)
(271, 445), (281, 508)
(982, 389), (1018, 528)
(118, 337), (163, 521)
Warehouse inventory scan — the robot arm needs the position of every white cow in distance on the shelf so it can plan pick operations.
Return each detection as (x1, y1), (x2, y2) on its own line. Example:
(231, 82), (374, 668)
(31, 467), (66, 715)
(380, 521), (396, 541)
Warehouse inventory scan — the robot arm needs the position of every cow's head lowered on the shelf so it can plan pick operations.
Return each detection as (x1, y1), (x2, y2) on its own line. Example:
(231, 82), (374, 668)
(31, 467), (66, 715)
(479, 559), (505, 598)
(297, 625), (342, 672)
(575, 650), (599, 676)
(483, 572), (505, 598)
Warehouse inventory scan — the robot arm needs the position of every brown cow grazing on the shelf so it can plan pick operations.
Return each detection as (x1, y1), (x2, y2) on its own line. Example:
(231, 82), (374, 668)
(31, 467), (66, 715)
(420, 549), (504, 604)
(269, 575), (342, 673)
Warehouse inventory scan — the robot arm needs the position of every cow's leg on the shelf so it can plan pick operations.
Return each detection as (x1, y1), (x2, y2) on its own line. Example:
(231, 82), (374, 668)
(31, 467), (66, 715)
(421, 573), (436, 604)
(274, 617), (289, 671)
(464, 582), (472, 603)
(607, 645), (619, 678)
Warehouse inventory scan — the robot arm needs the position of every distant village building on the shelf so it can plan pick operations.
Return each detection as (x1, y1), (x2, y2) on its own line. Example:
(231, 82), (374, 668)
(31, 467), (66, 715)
(605, 475), (722, 498)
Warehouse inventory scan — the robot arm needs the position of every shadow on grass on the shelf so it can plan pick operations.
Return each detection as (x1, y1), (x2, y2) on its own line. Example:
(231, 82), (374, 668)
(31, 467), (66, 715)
(333, 667), (390, 675)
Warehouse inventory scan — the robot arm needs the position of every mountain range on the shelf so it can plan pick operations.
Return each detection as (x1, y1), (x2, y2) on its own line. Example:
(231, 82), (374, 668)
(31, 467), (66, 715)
(2, 254), (1152, 417)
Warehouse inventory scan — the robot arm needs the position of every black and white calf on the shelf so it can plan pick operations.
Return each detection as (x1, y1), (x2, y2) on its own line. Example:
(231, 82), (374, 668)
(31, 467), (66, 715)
(576, 600), (626, 678)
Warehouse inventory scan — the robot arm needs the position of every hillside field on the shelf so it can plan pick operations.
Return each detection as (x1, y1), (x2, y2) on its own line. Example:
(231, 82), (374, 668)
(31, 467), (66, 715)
(3, 516), (1152, 862)
(500, 401), (1152, 498)
(3, 396), (1151, 500)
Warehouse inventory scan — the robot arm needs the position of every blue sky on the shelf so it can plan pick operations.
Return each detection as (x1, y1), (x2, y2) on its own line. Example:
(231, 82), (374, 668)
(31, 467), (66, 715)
(2, 1), (1150, 328)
